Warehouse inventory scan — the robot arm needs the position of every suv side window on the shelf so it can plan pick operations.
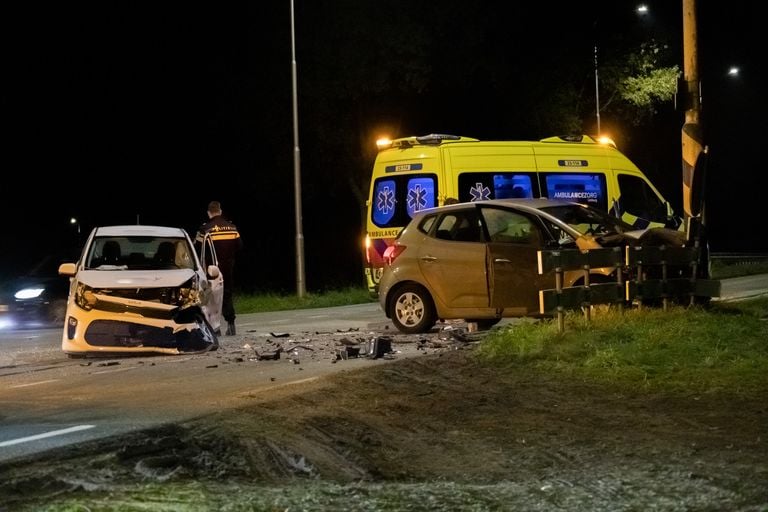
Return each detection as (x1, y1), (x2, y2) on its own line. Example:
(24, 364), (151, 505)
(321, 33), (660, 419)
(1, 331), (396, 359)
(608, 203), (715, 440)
(433, 209), (484, 242)
(480, 207), (541, 245)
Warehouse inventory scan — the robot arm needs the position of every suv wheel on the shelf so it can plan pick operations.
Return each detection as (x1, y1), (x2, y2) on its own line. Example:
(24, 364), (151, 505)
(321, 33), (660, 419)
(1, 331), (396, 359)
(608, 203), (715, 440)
(389, 284), (436, 334)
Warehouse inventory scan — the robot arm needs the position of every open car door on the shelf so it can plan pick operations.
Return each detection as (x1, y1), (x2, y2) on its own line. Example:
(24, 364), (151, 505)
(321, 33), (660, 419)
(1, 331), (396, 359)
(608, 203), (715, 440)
(199, 233), (224, 333)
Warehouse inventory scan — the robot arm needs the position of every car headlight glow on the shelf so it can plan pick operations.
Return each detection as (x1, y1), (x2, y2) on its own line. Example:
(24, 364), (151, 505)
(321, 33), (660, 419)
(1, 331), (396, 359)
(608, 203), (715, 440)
(14, 288), (44, 300)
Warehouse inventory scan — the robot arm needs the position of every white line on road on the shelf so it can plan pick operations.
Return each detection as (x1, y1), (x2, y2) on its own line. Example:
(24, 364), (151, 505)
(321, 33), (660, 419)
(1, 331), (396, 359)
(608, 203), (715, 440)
(91, 366), (136, 375)
(9, 379), (60, 389)
(0, 425), (95, 447)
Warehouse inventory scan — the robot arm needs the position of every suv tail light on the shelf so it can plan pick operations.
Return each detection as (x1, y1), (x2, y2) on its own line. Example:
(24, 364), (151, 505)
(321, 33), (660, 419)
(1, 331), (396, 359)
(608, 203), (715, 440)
(383, 245), (406, 265)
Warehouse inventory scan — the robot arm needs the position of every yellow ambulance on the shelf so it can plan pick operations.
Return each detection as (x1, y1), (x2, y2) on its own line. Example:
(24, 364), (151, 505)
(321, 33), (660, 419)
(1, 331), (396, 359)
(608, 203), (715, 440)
(364, 133), (681, 293)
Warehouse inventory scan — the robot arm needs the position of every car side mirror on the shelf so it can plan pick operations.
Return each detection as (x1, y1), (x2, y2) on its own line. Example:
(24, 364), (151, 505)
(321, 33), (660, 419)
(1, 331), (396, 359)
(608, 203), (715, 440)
(58, 263), (76, 277)
(207, 265), (221, 279)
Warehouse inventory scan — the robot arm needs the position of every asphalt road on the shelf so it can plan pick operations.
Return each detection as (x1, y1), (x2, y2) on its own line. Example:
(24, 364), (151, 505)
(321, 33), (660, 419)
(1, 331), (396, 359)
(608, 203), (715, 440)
(0, 274), (765, 464)
(0, 303), (410, 463)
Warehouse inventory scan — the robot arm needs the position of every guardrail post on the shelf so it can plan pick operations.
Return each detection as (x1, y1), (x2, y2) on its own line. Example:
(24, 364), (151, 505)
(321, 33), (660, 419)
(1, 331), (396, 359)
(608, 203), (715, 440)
(636, 258), (644, 311)
(583, 264), (591, 322)
(555, 265), (564, 334)
(661, 245), (668, 311)
(615, 248), (624, 314)
(690, 243), (699, 307)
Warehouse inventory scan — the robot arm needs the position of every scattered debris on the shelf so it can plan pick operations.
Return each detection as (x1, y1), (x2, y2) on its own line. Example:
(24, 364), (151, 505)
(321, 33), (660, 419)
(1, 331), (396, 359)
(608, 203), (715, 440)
(255, 348), (282, 361)
(208, 321), (491, 367)
(335, 346), (361, 360)
(97, 361), (120, 367)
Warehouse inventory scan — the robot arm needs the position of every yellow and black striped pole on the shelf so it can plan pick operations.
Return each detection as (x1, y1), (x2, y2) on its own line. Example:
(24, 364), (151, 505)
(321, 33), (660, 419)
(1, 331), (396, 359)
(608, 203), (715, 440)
(682, 0), (703, 241)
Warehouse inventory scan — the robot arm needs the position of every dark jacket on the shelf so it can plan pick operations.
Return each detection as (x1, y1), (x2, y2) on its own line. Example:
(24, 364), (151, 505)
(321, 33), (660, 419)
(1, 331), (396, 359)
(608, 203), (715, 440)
(195, 215), (243, 273)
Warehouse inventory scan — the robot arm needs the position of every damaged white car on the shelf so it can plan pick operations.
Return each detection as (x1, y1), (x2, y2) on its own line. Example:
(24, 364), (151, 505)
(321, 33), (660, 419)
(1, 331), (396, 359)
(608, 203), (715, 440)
(58, 225), (223, 357)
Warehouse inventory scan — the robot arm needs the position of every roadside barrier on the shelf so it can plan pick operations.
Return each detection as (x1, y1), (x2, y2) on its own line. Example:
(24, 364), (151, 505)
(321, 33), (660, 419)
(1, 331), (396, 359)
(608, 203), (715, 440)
(537, 245), (721, 333)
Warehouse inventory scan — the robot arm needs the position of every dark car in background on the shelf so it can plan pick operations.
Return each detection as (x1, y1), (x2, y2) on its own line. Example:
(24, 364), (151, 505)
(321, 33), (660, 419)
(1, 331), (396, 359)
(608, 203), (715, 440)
(0, 254), (73, 329)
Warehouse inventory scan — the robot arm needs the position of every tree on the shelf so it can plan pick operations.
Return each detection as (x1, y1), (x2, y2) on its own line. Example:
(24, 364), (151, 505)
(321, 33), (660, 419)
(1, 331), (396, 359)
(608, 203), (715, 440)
(598, 40), (680, 127)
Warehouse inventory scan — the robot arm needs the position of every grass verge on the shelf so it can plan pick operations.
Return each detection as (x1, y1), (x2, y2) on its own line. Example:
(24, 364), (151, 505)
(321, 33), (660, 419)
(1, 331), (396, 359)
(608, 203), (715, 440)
(477, 297), (768, 394)
(234, 286), (375, 314)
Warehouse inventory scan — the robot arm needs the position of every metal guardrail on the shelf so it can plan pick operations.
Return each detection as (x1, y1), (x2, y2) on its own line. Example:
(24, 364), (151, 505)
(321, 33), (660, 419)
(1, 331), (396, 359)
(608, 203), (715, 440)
(711, 252), (768, 263)
(538, 246), (721, 333)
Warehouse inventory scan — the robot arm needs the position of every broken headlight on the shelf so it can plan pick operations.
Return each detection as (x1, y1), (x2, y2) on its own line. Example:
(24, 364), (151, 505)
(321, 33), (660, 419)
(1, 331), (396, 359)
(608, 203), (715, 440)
(74, 282), (98, 311)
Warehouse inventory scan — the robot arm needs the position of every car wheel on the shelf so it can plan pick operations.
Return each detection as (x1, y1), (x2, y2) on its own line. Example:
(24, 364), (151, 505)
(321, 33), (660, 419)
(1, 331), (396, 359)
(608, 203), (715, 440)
(198, 315), (219, 351)
(466, 318), (501, 330)
(389, 284), (436, 334)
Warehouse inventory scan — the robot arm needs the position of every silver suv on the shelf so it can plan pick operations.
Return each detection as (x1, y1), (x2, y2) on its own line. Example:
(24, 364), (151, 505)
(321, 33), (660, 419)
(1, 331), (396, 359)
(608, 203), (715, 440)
(378, 198), (684, 333)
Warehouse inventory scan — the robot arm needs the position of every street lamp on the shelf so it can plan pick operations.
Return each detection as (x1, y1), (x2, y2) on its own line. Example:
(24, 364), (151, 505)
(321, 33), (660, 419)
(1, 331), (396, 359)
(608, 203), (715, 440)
(594, 44), (601, 134)
(594, 4), (650, 135)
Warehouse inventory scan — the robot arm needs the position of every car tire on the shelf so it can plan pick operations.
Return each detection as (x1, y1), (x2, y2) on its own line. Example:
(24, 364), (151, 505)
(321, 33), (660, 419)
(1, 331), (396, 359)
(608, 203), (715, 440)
(389, 284), (436, 334)
(199, 315), (219, 351)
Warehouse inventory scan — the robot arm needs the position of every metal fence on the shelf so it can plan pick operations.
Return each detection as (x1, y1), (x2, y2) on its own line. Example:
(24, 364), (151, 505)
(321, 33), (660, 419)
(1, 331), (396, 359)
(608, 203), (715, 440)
(538, 246), (721, 333)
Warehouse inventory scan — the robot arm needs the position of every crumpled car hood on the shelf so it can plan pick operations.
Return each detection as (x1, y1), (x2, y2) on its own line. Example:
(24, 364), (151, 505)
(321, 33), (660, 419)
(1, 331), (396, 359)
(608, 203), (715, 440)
(75, 269), (196, 289)
(588, 227), (686, 248)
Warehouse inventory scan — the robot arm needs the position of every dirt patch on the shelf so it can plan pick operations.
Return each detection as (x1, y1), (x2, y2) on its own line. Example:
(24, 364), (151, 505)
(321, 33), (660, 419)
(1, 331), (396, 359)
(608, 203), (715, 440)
(1, 343), (766, 510)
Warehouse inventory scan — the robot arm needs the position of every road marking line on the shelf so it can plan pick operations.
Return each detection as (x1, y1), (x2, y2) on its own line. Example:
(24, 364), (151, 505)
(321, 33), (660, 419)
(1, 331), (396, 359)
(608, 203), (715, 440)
(0, 425), (95, 447)
(9, 379), (60, 389)
(91, 366), (136, 375)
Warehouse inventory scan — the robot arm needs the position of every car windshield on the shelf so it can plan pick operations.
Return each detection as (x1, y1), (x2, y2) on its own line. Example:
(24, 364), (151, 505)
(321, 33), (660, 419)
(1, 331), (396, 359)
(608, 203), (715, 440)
(540, 204), (634, 236)
(85, 236), (195, 270)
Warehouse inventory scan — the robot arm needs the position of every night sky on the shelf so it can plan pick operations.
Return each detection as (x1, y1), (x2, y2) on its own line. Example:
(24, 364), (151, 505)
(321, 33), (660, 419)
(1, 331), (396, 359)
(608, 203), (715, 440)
(1, 1), (763, 291)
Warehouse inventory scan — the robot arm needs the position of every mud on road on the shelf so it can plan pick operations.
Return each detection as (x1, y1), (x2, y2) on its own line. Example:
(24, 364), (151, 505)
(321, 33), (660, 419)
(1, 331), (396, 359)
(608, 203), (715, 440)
(1, 330), (766, 510)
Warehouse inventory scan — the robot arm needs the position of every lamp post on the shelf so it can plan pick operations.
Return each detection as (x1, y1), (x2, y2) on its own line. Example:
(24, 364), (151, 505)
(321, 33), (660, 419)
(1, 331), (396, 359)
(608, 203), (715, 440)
(290, 0), (306, 298)
(594, 44), (601, 135)
(594, 5), (651, 136)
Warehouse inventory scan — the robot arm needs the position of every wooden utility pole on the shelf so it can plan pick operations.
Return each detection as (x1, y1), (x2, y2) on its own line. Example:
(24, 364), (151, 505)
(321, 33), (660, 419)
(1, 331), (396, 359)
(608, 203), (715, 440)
(681, 0), (711, 281)
(681, 0), (705, 238)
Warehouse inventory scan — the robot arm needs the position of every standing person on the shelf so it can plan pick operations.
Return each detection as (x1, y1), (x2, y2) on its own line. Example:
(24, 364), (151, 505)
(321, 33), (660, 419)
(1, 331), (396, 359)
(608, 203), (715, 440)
(195, 201), (243, 335)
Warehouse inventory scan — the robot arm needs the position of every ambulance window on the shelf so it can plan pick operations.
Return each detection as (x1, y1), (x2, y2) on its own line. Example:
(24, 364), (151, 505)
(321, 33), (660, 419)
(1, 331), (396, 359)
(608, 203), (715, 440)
(617, 175), (667, 223)
(541, 173), (607, 211)
(371, 174), (438, 228)
(457, 172), (539, 202)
